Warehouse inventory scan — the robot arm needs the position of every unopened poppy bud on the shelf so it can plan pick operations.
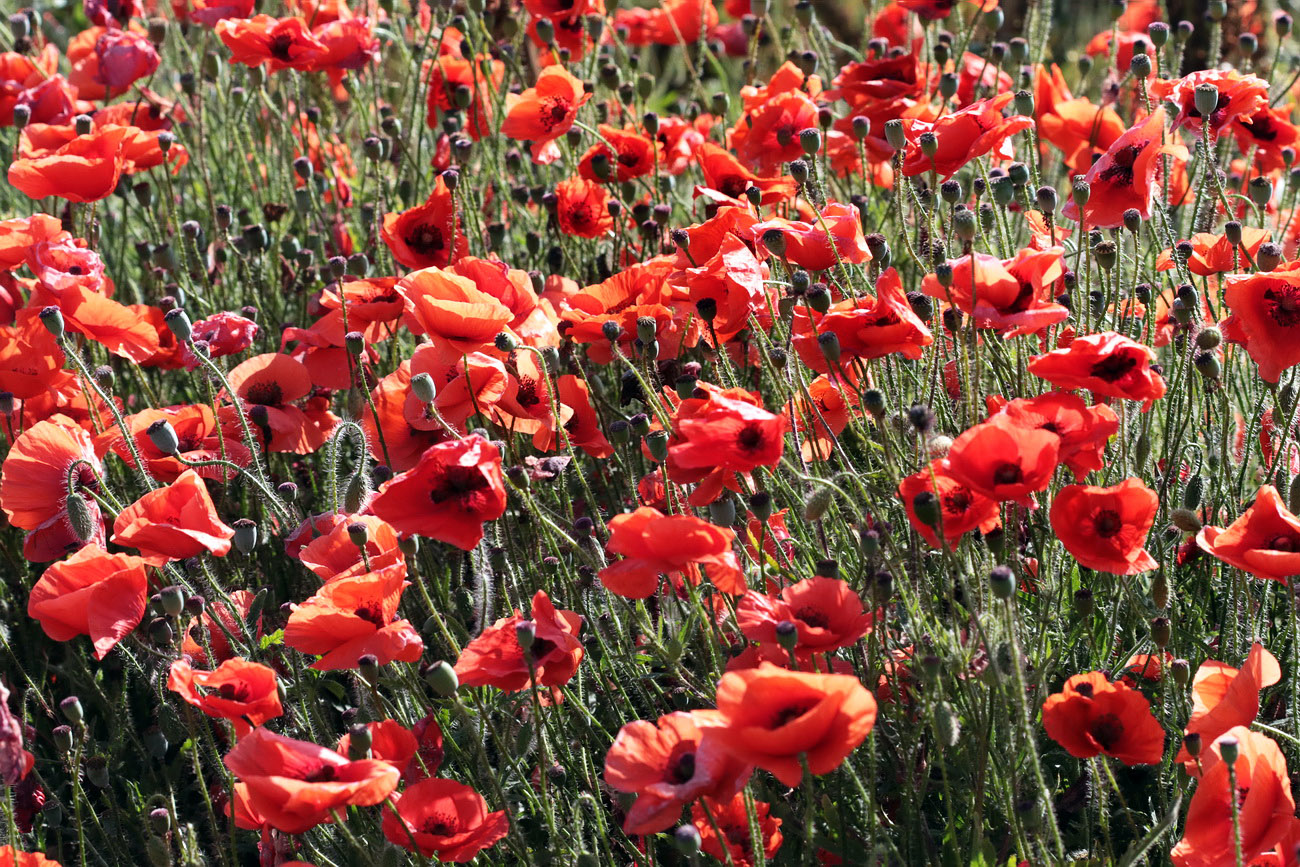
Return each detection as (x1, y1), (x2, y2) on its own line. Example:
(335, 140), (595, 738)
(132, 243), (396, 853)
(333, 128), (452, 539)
(912, 491), (942, 527)
(1093, 240), (1118, 270)
(1013, 90), (1034, 118)
(817, 331), (841, 364)
(12, 104), (30, 129)
(1278, 12), (1294, 37)
(65, 487), (95, 543)
(749, 491), (773, 521)
(674, 825), (701, 854)
(803, 486), (833, 521)
(933, 700), (960, 747)
(143, 419), (180, 456)
(789, 159), (809, 184)
(398, 535), (418, 557)
(148, 807), (170, 835)
(774, 620), (799, 651)
(1150, 616), (1171, 648)
(1258, 242), (1284, 271)
(426, 660), (459, 696)
(1170, 508), (1203, 533)
(160, 585), (186, 617)
(1194, 83), (1220, 119)
(1218, 734), (1239, 764)
(358, 654), (381, 684)
(629, 413), (651, 437)
(39, 306), (65, 339)
(799, 128), (821, 155)
(232, 519), (258, 554)
(1249, 176), (1273, 207)
(1171, 658), (1190, 687)
(60, 696), (84, 725)
(53, 725), (74, 754)
(494, 331), (520, 352)
(645, 430), (669, 461)
(149, 617), (174, 646)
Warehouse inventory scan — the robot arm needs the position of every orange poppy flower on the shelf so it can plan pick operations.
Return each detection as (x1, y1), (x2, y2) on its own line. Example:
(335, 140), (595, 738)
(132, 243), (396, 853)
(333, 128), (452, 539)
(1061, 111), (1187, 229)
(167, 658), (283, 735)
(337, 715), (443, 782)
(531, 374), (614, 459)
(106, 405), (251, 483)
(7, 124), (129, 203)
(615, 0), (719, 46)
(577, 124), (655, 183)
(111, 469), (235, 566)
(791, 267), (933, 372)
(1233, 106), (1300, 171)
(215, 15), (327, 72)
(1041, 671), (1165, 765)
(380, 778), (509, 861)
(223, 353), (337, 454)
(604, 711), (753, 835)
(667, 386), (785, 477)
(730, 89), (819, 175)
(598, 506), (745, 598)
(298, 515), (404, 583)
(1221, 268), (1300, 383)
(380, 176), (467, 271)
(943, 414), (1060, 507)
(898, 458), (1002, 549)
(396, 268), (514, 354)
(1049, 479), (1158, 575)
(696, 142), (797, 205)
(754, 202), (871, 272)
(1039, 96), (1127, 176)
(690, 793), (783, 867)
(1028, 330), (1167, 405)
(1196, 486), (1300, 582)
(554, 176), (613, 239)
(453, 589), (583, 692)
(701, 663), (877, 787)
(901, 92), (1031, 179)
(0, 416), (101, 536)
(995, 392), (1118, 480)
(737, 576), (875, 653)
(0, 847), (59, 866)
(361, 362), (451, 472)
(668, 233), (767, 341)
(922, 247), (1069, 337)
(1171, 727), (1296, 866)
(1151, 70), (1269, 136)
(500, 65), (591, 163)
(424, 53), (503, 139)
(406, 342), (508, 432)
(369, 434), (507, 550)
(223, 727), (399, 834)
(1175, 643), (1281, 772)
(1157, 227), (1272, 276)
(0, 319), (62, 401)
(284, 565), (423, 671)
(27, 546), (148, 659)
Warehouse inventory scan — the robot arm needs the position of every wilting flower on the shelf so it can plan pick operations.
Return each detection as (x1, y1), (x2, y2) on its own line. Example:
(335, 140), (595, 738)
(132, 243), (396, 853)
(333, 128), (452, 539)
(1049, 479), (1158, 575)
(454, 590), (583, 692)
(0, 682), (33, 786)
(380, 778), (509, 861)
(1196, 486), (1300, 582)
(1041, 671), (1165, 765)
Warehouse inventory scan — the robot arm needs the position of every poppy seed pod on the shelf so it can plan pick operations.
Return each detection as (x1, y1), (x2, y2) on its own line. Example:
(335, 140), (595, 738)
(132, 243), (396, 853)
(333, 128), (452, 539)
(911, 491), (941, 527)
(938, 72), (958, 100)
(1150, 616), (1171, 648)
(160, 585), (186, 617)
(1196, 326), (1222, 350)
(1093, 240), (1118, 270)
(232, 519), (258, 554)
(799, 128), (822, 155)
(645, 430), (669, 461)
(674, 825), (701, 855)
(851, 115), (871, 141)
(1258, 242), (1284, 271)
(1074, 588), (1094, 617)
(39, 306), (65, 339)
(345, 331), (365, 356)
(1171, 508), (1203, 533)
(1194, 351), (1221, 380)
(1249, 176), (1273, 207)
(989, 565), (1015, 600)
(1130, 52), (1152, 79)
(1277, 12), (1294, 37)
(1194, 83), (1221, 119)
(789, 159), (809, 184)
(803, 486), (833, 521)
(146, 419), (181, 455)
(1072, 179), (1091, 206)
(1013, 90), (1034, 117)
(817, 331), (841, 364)
(1036, 186), (1058, 213)
(749, 491), (773, 521)
(761, 228), (787, 257)
(953, 208), (977, 242)
(884, 118), (906, 151)
(1217, 734), (1239, 765)
(59, 696), (84, 725)
(919, 131), (938, 159)
(53, 725), (74, 755)
(1122, 208), (1141, 233)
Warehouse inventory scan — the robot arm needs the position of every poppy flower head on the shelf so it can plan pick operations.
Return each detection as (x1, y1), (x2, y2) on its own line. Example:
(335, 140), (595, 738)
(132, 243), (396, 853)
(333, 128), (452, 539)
(598, 506), (746, 598)
(1151, 70), (1269, 136)
(1175, 643), (1282, 773)
(943, 414), (1061, 507)
(690, 793), (784, 866)
(1222, 269), (1300, 383)
(380, 777), (509, 861)
(453, 590), (584, 692)
(380, 176), (467, 271)
(111, 469), (235, 565)
(1028, 330), (1167, 405)
(167, 657), (283, 735)
(668, 386), (786, 475)
(1049, 479), (1159, 575)
(1197, 487), (1300, 583)
(736, 576), (876, 653)
(283, 565), (424, 671)
(1041, 671), (1165, 765)
(898, 458), (1001, 549)
(1061, 111), (1188, 229)
(27, 546), (149, 659)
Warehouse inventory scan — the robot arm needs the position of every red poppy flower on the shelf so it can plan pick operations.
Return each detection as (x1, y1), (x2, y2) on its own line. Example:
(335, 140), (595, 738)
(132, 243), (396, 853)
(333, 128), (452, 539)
(27, 546), (148, 659)
(1171, 727), (1296, 866)
(283, 565), (424, 671)
(380, 176), (467, 271)
(921, 247), (1070, 337)
(791, 267), (933, 372)
(1196, 486), (1300, 583)
(1061, 111), (1188, 229)
(1151, 70), (1269, 136)
(0, 416), (102, 538)
(598, 506), (745, 598)
(107, 405), (251, 483)
(696, 142), (797, 205)
(380, 778), (509, 861)
(370, 434), (507, 550)
(577, 124), (655, 183)
(424, 53), (503, 139)
(1221, 268), (1300, 383)
(731, 89), (819, 174)
(362, 362), (452, 472)
(1038, 90), (1127, 176)
(531, 373), (614, 458)
(396, 268), (514, 354)
(223, 353), (337, 454)
(737, 577), (876, 654)
(667, 386), (785, 477)
(339, 715), (443, 782)
(111, 469), (235, 566)
(994, 392), (1118, 480)
(500, 66), (591, 163)
(668, 233), (767, 341)
(1158, 228), (1272, 276)
(943, 414), (1060, 507)
(901, 92), (1031, 179)
(604, 711), (752, 835)
(216, 15), (328, 72)
(615, 0), (719, 46)
(1233, 106), (1300, 171)
(1028, 331), (1167, 405)
(1041, 671), (1165, 765)
(554, 176), (613, 239)
(453, 590), (583, 692)
(898, 458), (1002, 549)
(1049, 479), (1158, 575)
(690, 793), (784, 866)
(1175, 643), (1281, 772)
(299, 515), (404, 583)
(223, 727), (399, 834)
(700, 663), (877, 787)
(0, 847), (59, 866)
(8, 125), (128, 203)
(167, 658), (283, 735)
(754, 203), (871, 272)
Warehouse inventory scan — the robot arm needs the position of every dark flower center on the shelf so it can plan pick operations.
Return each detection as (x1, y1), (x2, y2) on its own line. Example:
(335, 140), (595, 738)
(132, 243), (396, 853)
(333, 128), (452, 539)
(244, 382), (284, 406)
(1098, 143), (1146, 186)
(992, 462), (1023, 486)
(406, 224), (445, 255)
(1090, 353), (1139, 382)
(1089, 713), (1124, 750)
(1263, 283), (1300, 328)
(421, 810), (459, 836)
(269, 33), (295, 62)
(303, 765), (337, 783)
(736, 423), (766, 452)
(770, 701), (816, 729)
(943, 489), (973, 515)
(429, 465), (491, 511)
(793, 606), (830, 629)
(667, 751), (696, 785)
(1268, 534), (1299, 552)
(1092, 509), (1123, 538)
(354, 603), (386, 627)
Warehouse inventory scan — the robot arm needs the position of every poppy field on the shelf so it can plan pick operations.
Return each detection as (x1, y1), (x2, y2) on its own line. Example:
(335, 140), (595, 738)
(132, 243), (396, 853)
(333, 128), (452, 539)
(11, 0), (1300, 864)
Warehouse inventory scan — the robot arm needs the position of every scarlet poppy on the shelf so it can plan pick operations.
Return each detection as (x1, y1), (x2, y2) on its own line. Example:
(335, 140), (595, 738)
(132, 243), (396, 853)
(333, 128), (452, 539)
(901, 92), (1032, 179)
(1157, 227), (1272, 276)
(921, 247), (1070, 337)
(453, 590), (583, 692)
(604, 711), (753, 835)
(0, 848), (59, 866)
(669, 233), (767, 342)
(667, 386), (785, 477)
(690, 793), (784, 867)
(598, 506), (746, 598)
(500, 66), (591, 163)
(298, 515), (405, 583)
(8, 125), (128, 203)
(1039, 94), (1127, 176)
(1221, 268), (1300, 383)
(215, 16), (328, 72)
(1028, 331), (1167, 405)
(1061, 111), (1188, 229)
(995, 392), (1118, 480)
(1171, 727), (1296, 866)
(754, 203), (872, 273)
(791, 267), (933, 373)
(223, 727), (399, 834)
(898, 459), (1002, 549)
(531, 373), (614, 459)
(730, 89), (819, 175)
(283, 565), (424, 671)
(615, 0), (719, 46)
(27, 546), (148, 660)
(577, 124), (655, 183)
(736, 577), (876, 654)
(396, 268), (514, 355)
(108, 405), (251, 483)
(222, 353), (336, 454)
(696, 142), (797, 205)
(380, 176), (467, 271)
(1151, 70), (1269, 136)
(1233, 106), (1300, 171)
(701, 663), (878, 787)
(380, 777), (509, 861)
(425, 53), (503, 140)
(1196, 486), (1300, 582)
(338, 715), (443, 782)
(1175, 643), (1281, 772)
(167, 658), (283, 735)
(111, 469), (235, 566)
(362, 362), (452, 472)
(0, 416), (102, 541)
(1041, 671), (1164, 765)
(370, 434), (507, 550)
(554, 176), (613, 239)
(1049, 479), (1158, 575)
(943, 414), (1061, 507)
